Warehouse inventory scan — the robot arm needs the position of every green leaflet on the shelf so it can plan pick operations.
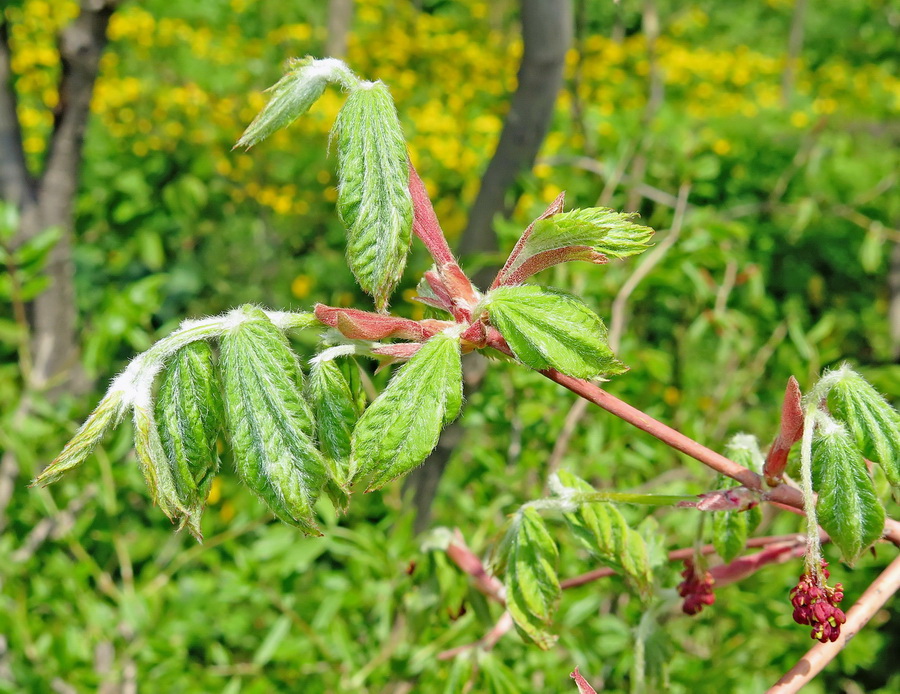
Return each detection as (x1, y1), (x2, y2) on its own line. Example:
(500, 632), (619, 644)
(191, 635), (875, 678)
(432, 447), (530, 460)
(502, 508), (560, 649)
(502, 207), (653, 280)
(711, 474), (762, 564)
(219, 307), (326, 535)
(351, 332), (462, 490)
(308, 358), (363, 510)
(133, 404), (182, 521)
(334, 82), (413, 310)
(828, 371), (900, 488)
(486, 285), (626, 379)
(155, 341), (223, 539)
(32, 390), (126, 486)
(235, 57), (357, 148)
(557, 471), (653, 596)
(812, 422), (885, 565)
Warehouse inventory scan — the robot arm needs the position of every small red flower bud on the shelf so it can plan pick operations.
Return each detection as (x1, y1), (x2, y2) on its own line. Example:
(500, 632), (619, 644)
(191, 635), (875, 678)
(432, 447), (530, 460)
(789, 561), (846, 643)
(678, 559), (716, 616)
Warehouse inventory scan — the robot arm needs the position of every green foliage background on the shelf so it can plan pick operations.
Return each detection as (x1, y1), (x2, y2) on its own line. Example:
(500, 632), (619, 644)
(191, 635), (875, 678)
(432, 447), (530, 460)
(2, 0), (899, 691)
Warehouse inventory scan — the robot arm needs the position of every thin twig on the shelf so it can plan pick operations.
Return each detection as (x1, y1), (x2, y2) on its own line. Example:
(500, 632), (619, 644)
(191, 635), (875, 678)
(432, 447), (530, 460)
(768, 552), (900, 693)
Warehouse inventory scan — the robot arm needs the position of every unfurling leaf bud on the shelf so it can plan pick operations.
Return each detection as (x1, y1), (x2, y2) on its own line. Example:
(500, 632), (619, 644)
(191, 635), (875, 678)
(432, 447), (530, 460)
(677, 559), (716, 615)
(334, 81), (413, 310)
(827, 366), (900, 489)
(812, 418), (885, 565)
(308, 358), (363, 510)
(155, 341), (224, 539)
(219, 306), (326, 535)
(236, 57), (358, 149)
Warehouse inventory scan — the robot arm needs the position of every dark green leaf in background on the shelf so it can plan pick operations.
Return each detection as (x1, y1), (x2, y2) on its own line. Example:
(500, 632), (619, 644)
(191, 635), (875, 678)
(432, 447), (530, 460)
(502, 508), (561, 649)
(557, 471), (653, 595)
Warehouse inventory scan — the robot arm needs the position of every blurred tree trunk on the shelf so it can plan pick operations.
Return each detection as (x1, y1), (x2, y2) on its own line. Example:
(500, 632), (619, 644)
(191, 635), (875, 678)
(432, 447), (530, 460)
(0, 1), (114, 397)
(405, 0), (573, 533)
(781, 0), (808, 105)
(325, 0), (354, 59)
(457, 0), (573, 283)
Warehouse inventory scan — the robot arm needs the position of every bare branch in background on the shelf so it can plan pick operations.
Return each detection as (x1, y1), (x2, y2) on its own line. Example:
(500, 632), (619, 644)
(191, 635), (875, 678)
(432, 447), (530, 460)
(325, 0), (354, 59)
(781, 0), (808, 106)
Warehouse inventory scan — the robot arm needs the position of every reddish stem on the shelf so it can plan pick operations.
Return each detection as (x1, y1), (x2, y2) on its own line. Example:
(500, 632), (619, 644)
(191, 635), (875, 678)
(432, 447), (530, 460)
(408, 161), (455, 266)
(538, 368), (900, 546)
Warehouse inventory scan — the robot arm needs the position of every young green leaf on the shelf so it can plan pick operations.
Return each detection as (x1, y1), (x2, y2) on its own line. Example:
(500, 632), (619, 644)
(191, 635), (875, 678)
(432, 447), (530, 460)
(495, 207), (653, 287)
(812, 420), (885, 564)
(711, 474), (762, 564)
(351, 332), (462, 490)
(32, 390), (127, 486)
(308, 358), (363, 510)
(235, 57), (358, 148)
(133, 403), (183, 521)
(828, 369), (900, 488)
(485, 285), (626, 379)
(503, 508), (560, 649)
(155, 341), (223, 539)
(219, 306), (326, 535)
(333, 81), (413, 309)
(557, 471), (653, 595)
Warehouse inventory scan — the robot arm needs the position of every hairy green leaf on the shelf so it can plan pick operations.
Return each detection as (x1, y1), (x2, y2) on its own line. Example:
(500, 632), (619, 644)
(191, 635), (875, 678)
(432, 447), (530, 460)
(155, 341), (223, 539)
(557, 471), (653, 595)
(308, 358), (363, 510)
(219, 306), (326, 534)
(32, 390), (127, 486)
(828, 369), (900, 488)
(503, 508), (560, 649)
(812, 420), (885, 564)
(236, 57), (357, 148)
(497, 207), (653, 285)
(334, 81), (413, 309)
(486, 285), (625, 379)
(352, 332), (462, 490)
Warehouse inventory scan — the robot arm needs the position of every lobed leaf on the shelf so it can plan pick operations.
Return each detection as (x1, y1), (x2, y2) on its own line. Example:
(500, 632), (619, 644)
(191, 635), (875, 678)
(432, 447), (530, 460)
(812, 421), (885, 565)
(486, 285), (626, 379)
(219, 306), (326, 535)
(235, 57), (356, 148)
(351, 332), (462, 490)
(557, 471), (653, 595)
(334, 82), (413, 310)
(828, 370), (900, 488)
(503, 508), (561, 649)
(155, 341), (224, 539)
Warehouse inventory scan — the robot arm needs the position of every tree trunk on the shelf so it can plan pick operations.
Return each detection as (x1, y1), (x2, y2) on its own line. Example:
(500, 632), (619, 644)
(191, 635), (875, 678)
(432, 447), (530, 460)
(325, 0), (354, 59)
(405, 0), (573, 533)
(2, 2), (114, 396)
(457, 0), (573, 277)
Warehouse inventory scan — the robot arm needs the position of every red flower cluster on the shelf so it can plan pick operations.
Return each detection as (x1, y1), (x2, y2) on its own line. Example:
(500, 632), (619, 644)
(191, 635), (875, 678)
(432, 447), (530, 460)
(678, 560), (716, 615)
(790, 561), (846, 643)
